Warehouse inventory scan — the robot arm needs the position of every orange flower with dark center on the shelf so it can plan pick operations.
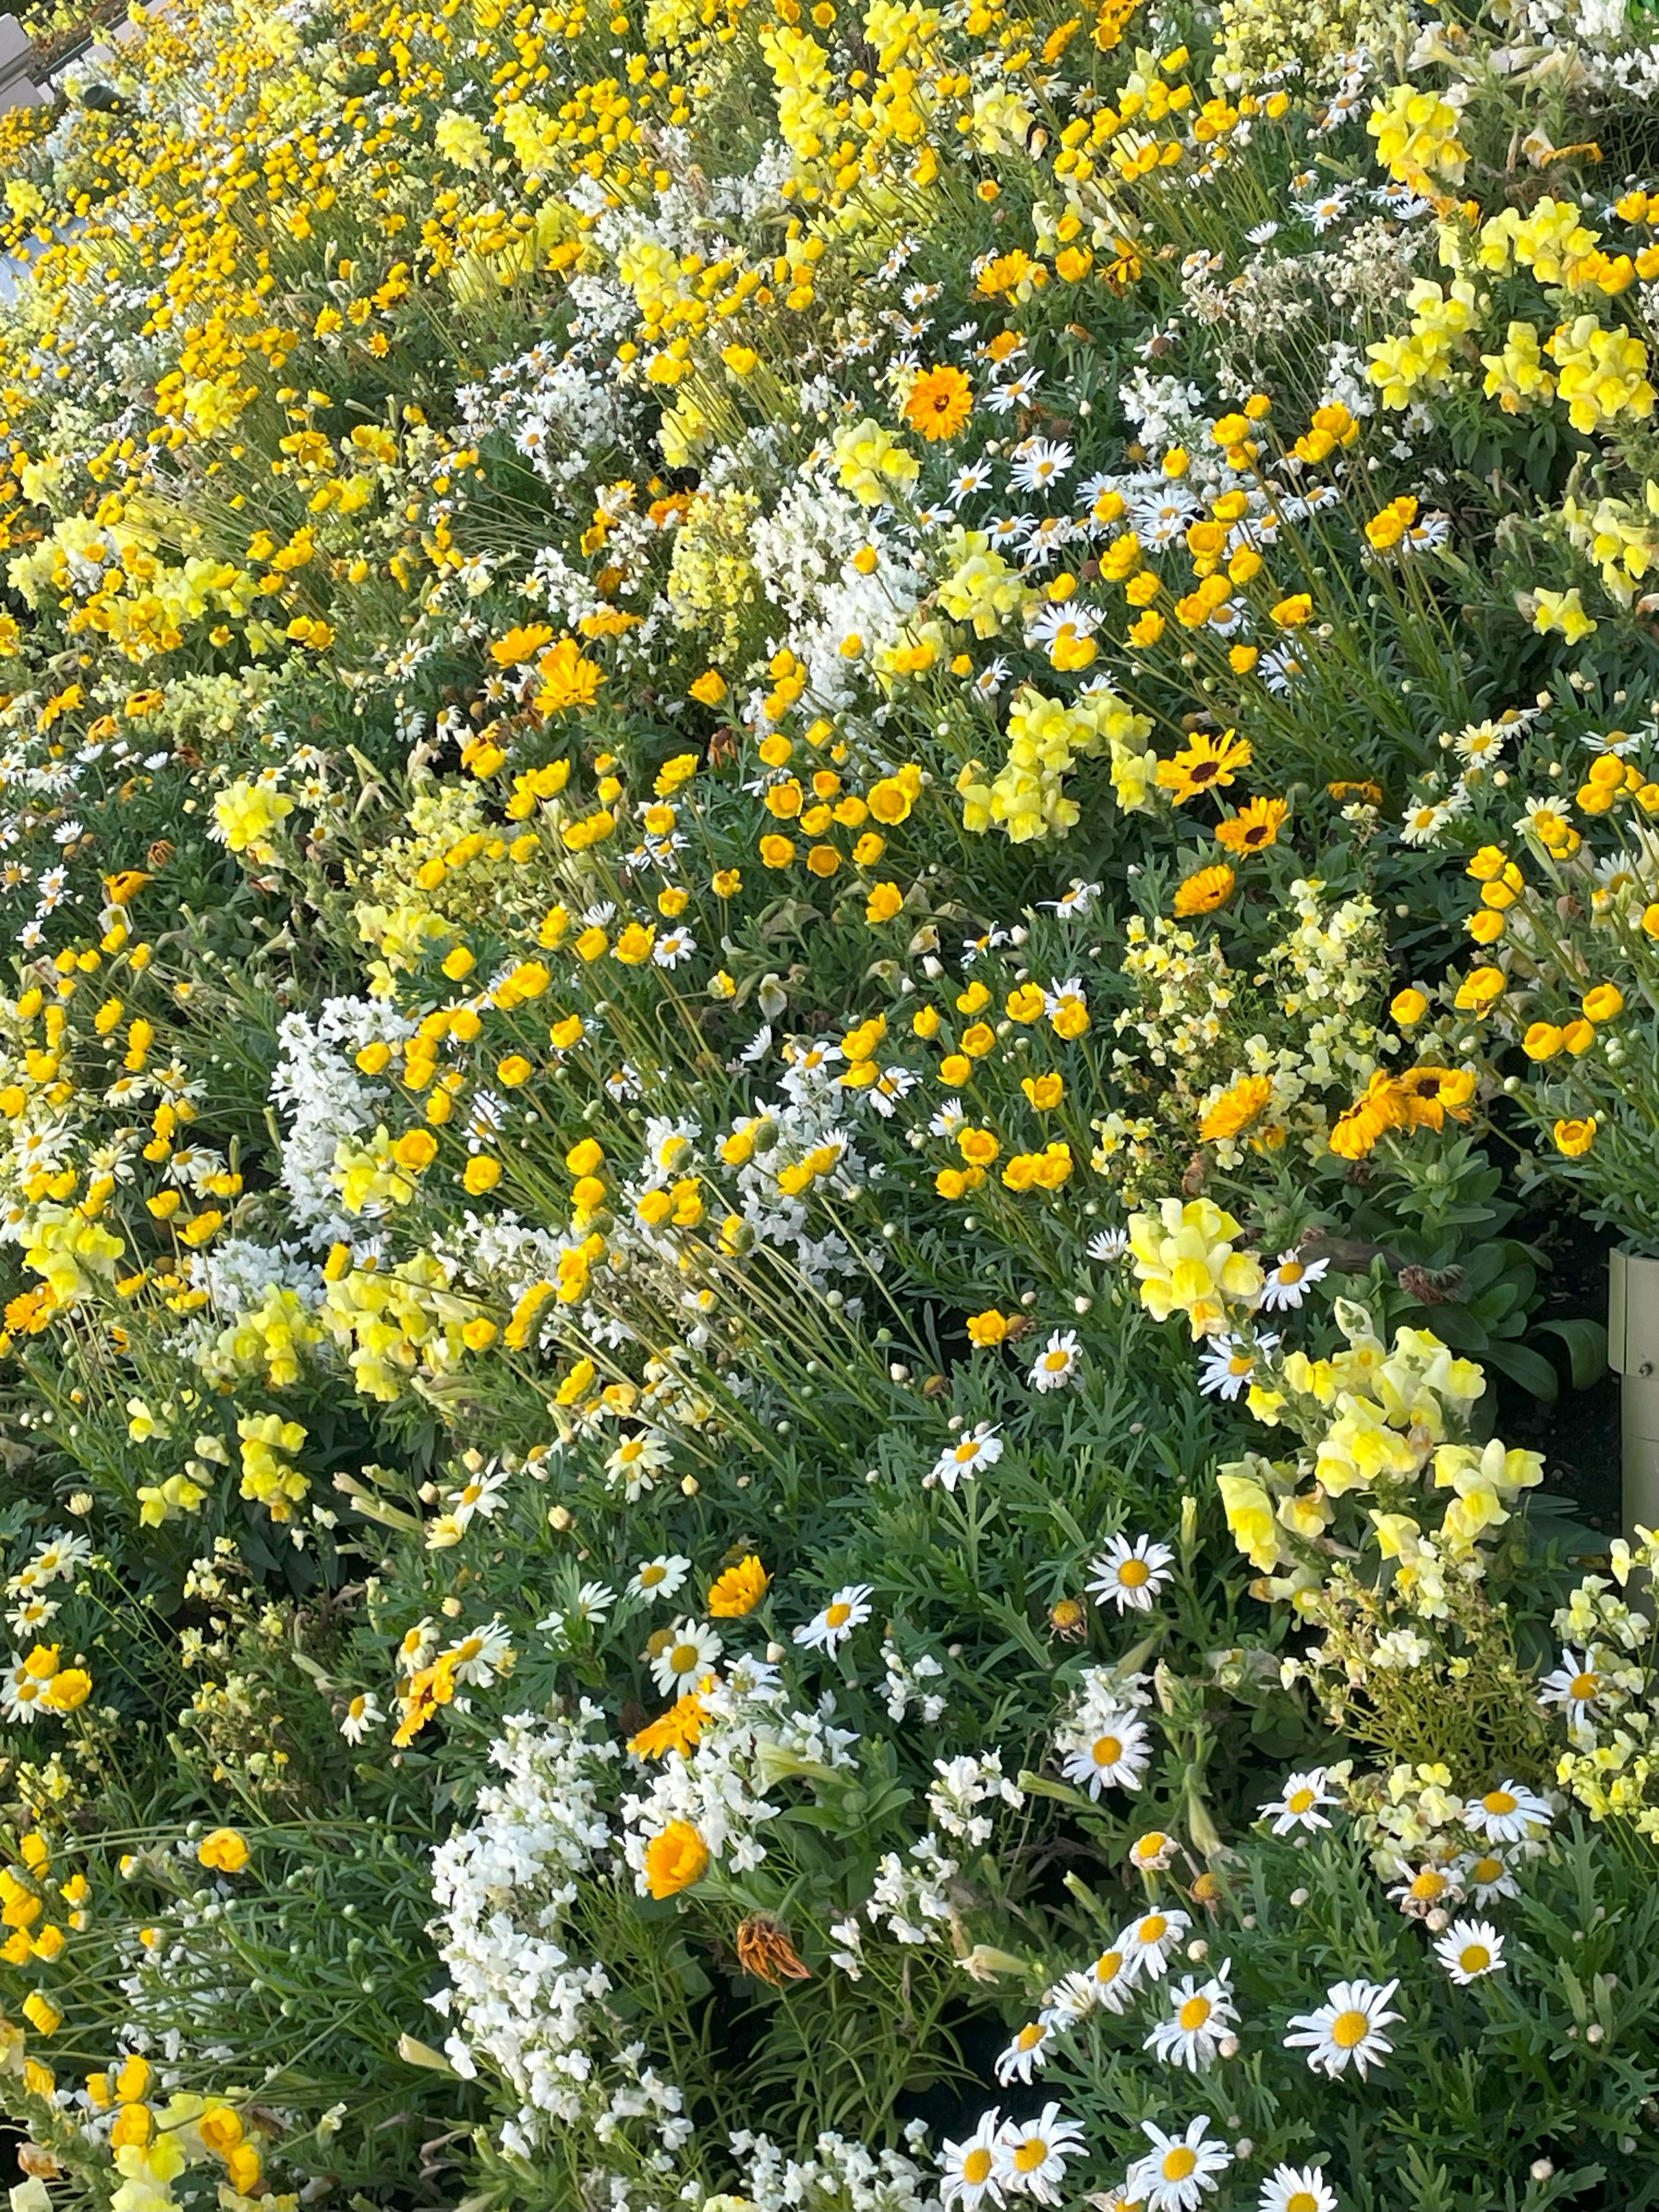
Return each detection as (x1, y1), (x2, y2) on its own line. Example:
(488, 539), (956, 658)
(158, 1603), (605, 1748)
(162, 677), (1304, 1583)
(1156, 727), (1252, 804)
(903, 365), (973, 442)
(1215, 795), (1288, 855)
(1172, 863), (1235, 916)
(736, 1915), (812, 1984)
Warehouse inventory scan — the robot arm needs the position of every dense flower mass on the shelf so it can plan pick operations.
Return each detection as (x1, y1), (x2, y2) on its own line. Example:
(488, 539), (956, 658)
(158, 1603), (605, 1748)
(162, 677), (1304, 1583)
(0, 0), (1658, 2201)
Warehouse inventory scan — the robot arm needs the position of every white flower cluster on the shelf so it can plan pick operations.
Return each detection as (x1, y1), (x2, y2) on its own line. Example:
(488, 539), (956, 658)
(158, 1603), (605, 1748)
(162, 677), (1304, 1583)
(430, 1707), (692, 2172)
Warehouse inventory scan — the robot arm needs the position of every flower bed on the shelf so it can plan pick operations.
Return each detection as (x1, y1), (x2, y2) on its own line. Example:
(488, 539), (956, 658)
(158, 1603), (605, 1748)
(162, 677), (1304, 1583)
(0, 0), (1655, 2206)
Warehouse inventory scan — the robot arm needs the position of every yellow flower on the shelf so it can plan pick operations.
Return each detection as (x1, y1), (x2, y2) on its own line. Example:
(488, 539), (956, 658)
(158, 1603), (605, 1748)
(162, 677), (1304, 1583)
(707, 1556), (769, 1617)
(197, 1827), (251, 1873)
(535, 638), (604, 714)
(1554, 1117), (1597, 1157)
(644, 1820), (709, 1898)
(1172, 863), (1235, 916)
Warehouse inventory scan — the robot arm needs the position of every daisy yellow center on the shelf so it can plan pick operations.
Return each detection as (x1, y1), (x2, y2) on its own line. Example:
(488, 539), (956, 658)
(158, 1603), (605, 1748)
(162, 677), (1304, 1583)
(1136, 1835), (1168, 1862)
(670, 1645), (700, 1673)
(1483, 1789), (1518, 1815)
(1118, 1558), (1150, 1586)
(1093, 1735), (1123, 1766)
(1179, 1996), (1211, 2031)
(641, 1565), (666, 1586)
(962, 2150), (993, 2185)
(1014, 2139), (1048, 2174)
(1162, 2148), (1198, 2180)
(619, 1440), (643, 1461)
(954, 1440), (979, 1462)
(1229, 1352), (1252, 1375)
(1279, 1261), (1305, 1284)
(1459, 1943), (1491, 1974)
(1471, 1856), (1502, 1884)
(1570, 1672), (1599, 1700)
(1042, 1351), (1069, 1371)
(1331, 2008), (1371, 2049)
(1288, 2195), (1318, 2212)
(1411, 1871), (1447, 1901)
(1096, 1950), (1124, 1982)
(1140, 1914), (1167, 1943)
(1017, 2023), (1044, 2050)
(826, 1602), (852, 1628)
(1288, 1787), (1316, 1813)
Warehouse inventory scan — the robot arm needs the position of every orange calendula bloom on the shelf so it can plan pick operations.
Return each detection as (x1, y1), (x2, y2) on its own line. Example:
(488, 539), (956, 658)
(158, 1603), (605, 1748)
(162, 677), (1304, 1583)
(1215, 796), (1288, 855)
(490, 623), (556, 667)
(535, 638), (604, 714)
(903, 365), (974, 441)
(629, 1693), (709, 1759)
(1200, 1074), (1273, 1142)
(1173, 863), (1236, 916)
(644, 1820), (710, 1898)
(707, 1555), (769, 1617)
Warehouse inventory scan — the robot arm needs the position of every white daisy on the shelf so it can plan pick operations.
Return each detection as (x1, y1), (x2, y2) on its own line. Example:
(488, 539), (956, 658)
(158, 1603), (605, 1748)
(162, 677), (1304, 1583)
(1087, 1227), (1129, 1261)
(339, 1690), (385, 1744)
(648, 1617), (723, 1696)
(1284, 1976), (1402, 2079)
(993, 2019), (1051, 2086)
(940, 2109), (1008, 2210)
(1087, 1533), (1174, 1613)
(1433, 1917), (1504, 1984)
(1455, 1848), (1520, 1905)
(1045, 1942), (1141, 2018)
(1029, 1329), (1082, 1392)
(1198, 1331), (1278, 1400)
(1127, 2115), (1233, 2212)
(997, 2104), (1085, 2207)
(1537, 1648), (1608, 1726)
(629, 1554), (690, 1603)
(793, 1583), (874, 1653)
(1059, 1708), (1151, 1797)
(929, 1422), (1004, 1490)
(1258, 2162), (1337, 2212)
(1462, 1780), (1551, 1843)
(1144, 1967), (1238, 2071)
(606, 1431), (672, 1499)
(1258, 1250), (1330, 1312)
(1259, 1767), (1338, 1834)
(1119, 1907), (1191, 1978)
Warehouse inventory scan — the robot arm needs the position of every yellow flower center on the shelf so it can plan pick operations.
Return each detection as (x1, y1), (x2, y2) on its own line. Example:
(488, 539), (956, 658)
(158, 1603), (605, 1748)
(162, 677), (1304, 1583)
(1331, 2007), (1371, 2049)
(1093, 1735), (1123, 1766)
(1042, 1351), (1068, 1371)
(1471, 1856), (1502, 1884)
(1279, 1261), (1305, 1284)
(1288, 2194), (1318, 2212)
(1118, 1558), (1150, 1586)
(1178, 1996), (1211, 2031)
(670, 1645), (700, 1672)
(1459, 1944), (1490, 1975)
(826, 1602), (852, 1628)
(1096, 1949), (1124, 1983)
(1288, 1787), (1316, 1813)
(641, 1565), (666, 1586)
(1483, 1789), (1518, 1815)
(1014, 2139), (1048, 2174)
(962, 2150), (993, 2185)
(954, 1440), (979, 1462)
(1411, 1871), (1447, 1901)
(1229, 1352), (1252, 1375)
(1162, 2148), (1198, 2181)
(1017, 2023), (1044, 2050)
(1139, 1913), (1167, 1943)
(1570, 1672), (1599, 1700)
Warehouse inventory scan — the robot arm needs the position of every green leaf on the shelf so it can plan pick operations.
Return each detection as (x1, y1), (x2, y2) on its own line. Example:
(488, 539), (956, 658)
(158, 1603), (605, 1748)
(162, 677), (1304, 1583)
(1537, 1317), (1609, 1390)
(1481, 1337), (1560, 1402)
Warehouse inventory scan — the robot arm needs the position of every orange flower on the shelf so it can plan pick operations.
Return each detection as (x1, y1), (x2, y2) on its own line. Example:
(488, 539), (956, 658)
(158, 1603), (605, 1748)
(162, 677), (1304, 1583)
(535, 638), (604, 714)
(628, 1693), (709, 1758)
(644, 1820), (709, 1898)
(1214, 796), (1288, 855)
(903, 365), (973, 442)
(736, 1915), (812, 1984)
(1200, 1074), (1273, 1142)
(490, 623), (555, 667)
(1156, 728), (1252, 804)
(707, 1555), (769, 1617)
(1172, 863), (1235, 916)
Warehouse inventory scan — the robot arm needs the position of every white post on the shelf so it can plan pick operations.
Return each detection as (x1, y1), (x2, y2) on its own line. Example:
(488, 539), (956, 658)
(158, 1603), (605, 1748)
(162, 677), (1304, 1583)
(1609, 1249), (1659, 1538)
